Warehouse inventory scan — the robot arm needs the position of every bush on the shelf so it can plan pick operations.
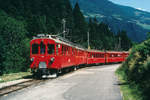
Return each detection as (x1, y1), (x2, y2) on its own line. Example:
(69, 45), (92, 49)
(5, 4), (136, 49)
(117, 38), (150, 100)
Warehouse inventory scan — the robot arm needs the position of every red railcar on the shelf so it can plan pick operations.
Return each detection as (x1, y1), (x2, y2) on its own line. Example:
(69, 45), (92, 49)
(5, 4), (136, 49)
(106, 52), (124, 63)
(30, 35), (87, 77)
(87, 50), (105, 64)
(30, 34), (129, 78)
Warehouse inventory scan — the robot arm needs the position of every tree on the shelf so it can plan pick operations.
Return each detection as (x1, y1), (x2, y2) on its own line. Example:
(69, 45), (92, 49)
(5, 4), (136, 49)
(0, 11), (29, 74)
(146, 32), (150, 40)
(72, 3), (88, 43)
(117, 30), (132, 50)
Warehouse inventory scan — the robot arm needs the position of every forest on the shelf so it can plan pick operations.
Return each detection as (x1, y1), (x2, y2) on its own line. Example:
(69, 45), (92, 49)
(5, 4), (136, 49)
(0, 0), (132, 75)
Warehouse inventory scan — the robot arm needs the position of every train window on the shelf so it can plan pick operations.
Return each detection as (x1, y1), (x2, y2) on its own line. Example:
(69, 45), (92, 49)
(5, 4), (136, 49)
(114, 54), (117, 57)
(63, 46), (67, 55)
(109, 54), (112, 57)
(47, 44), (55, 54)
(97, 54), (99, 58)
(56, 45), (58, 55)
(32, 44), (39, 54)
(40, 42), (46, 54)
(90, 53), (92, 58)
(72, 48), (74, 55)
(67, 47), (69, 55)
(76, 50), (78, 56)
(62, 45), (64, 55)
(102, 54), (104, 58)
(64, 46), (67, 55)
(96, 54), (98, 58)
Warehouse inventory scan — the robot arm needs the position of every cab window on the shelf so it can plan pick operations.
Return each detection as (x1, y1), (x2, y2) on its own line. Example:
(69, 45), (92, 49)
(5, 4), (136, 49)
(40, 42), (46, 54)
(32, 44), (39, 54)
(47, 44), (55, 54)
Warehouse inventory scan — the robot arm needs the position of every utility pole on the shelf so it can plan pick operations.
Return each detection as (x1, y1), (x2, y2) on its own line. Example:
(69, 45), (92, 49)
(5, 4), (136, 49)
(118, 37), (121, 51)
(62, 19), (66, 38)
(87, 31), (90, 49)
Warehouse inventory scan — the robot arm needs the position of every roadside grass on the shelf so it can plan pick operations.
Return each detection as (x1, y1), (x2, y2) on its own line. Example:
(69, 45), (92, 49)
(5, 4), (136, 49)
(0, 71), (32, 83)
(116, 68), (143, 100)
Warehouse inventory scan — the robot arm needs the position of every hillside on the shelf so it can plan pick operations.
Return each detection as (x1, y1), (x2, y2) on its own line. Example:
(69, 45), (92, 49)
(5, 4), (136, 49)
(70, 0), (150, 42)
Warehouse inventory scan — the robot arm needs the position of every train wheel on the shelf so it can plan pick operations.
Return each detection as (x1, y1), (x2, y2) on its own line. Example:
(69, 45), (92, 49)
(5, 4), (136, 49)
(33, 72), (42, 79)
(74, 66), (77, 71)
(50, 69), (59, 78)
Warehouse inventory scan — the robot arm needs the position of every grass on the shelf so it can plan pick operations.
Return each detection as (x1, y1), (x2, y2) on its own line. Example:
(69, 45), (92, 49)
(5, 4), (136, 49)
(0, 71), (32, 83)
(116, 68), (143, 100)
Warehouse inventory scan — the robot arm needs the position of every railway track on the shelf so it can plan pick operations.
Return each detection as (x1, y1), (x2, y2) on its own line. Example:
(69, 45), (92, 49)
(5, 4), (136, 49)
(0, 79), (45, 97)
(0, 73), (70, 96)
(0, 66), (88, 97)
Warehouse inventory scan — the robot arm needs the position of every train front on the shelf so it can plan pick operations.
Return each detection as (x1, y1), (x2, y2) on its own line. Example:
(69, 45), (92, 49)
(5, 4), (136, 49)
(30, 37), (57, 78)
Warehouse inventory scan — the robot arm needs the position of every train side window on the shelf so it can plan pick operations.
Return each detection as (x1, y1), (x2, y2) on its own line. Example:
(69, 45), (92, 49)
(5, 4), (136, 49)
(67, 47), (69, 55)
(102, 54), (104, 58)
(90, 53), (92, 58)
(62, 45), (66, 55)
(69, 47), (71, 55)
(62, 45), (64, 55)
(64, 46), (67, 55)
(71, 47), (73, 55)
(114, 54), (117, 57)
(109, 54), (112, 57)
(76, 50), (78, 56)
(65, 46), (67, 55)
(56, 45), (58, 55)
(47, 44), (55, 54)
(63, 45), (65, 55)
(32, 44), (39, 54)
(72, 48), (74, 55)
(75, 49), (77, 56)
(40, 42), (46, 54)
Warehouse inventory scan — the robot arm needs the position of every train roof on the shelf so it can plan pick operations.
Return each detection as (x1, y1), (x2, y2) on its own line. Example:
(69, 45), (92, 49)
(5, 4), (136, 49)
(31, 34), (129, 54)
(87, 50), (129, 54)
(32, 34), (86, 51)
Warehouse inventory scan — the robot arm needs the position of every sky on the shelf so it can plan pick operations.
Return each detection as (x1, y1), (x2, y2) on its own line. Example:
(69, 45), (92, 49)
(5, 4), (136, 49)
(109, 0), (150, 12)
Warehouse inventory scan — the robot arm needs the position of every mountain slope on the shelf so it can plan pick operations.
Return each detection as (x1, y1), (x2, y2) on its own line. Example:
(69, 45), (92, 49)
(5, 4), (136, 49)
(70, 0), (150, 42)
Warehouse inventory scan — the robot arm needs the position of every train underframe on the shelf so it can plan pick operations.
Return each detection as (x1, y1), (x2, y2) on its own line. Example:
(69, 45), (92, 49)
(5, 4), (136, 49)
(31, 66), (78, 79)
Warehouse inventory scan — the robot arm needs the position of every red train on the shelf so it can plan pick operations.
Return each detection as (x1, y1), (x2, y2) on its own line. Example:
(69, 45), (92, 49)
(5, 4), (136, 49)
(30, 34), (129, 78)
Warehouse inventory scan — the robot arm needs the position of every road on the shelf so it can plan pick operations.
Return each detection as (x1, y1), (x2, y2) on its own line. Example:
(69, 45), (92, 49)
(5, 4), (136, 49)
(1, 64), (122, 100)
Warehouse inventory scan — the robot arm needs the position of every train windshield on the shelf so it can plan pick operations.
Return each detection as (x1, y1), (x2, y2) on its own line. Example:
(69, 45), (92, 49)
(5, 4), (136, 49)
(32, 44), (39, 54)
(40, 42), (46, 54)
(47, 44), (55, 54)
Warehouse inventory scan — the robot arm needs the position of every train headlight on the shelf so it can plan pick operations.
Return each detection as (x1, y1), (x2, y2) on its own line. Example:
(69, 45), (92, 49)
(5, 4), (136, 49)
(30, 57), (34, 61)
(51, 57), (55, 62)
(39, 62), (47, 69)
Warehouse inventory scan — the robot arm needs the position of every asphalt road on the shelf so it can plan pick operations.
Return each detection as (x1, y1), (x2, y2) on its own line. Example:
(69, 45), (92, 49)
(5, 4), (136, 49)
(1, 64), (122, 100)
